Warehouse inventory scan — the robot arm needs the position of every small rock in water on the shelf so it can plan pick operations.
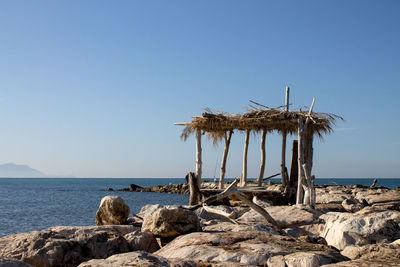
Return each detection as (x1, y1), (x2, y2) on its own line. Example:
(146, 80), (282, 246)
(95, 196), (130, 225)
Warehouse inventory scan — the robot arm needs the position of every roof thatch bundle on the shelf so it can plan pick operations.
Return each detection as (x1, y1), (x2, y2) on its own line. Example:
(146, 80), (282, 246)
(178, 106), (342, 140)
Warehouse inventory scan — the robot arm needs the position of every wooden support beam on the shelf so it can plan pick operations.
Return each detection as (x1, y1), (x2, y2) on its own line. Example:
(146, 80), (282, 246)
(258, 129), (267, 186)
(195, 129), (202, 188)
(289, 140), (298, 187)
(241, 130), (250, 186)
(219, 130), (233, 189)
(281, 86), (290, 188)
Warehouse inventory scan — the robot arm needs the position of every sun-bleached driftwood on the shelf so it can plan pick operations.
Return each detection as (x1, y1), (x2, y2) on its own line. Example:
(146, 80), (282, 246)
(262, 173), (280, 181)
(188, 179), (240, 210)
(296, 98), (315, 206)
(302, 164), (315, 208)
(232, 191), (279, 229)
(202, 204), (239, 224)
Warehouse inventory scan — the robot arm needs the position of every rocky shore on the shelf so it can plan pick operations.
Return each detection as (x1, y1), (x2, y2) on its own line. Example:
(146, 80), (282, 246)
(0, 183), (399, 267)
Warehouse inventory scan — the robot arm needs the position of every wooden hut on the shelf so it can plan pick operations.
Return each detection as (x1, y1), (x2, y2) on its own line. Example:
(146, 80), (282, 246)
(175, 96), (342, 207)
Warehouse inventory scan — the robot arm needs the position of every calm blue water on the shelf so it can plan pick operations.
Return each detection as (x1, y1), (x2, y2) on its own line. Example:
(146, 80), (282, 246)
(0, 178), (398, 238)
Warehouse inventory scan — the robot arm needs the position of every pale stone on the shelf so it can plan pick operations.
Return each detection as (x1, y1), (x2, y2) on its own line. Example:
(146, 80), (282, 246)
(316, 187), (353, 204)
(320, 207), (400, 250)
(95, 196), (130, 225)
(341, 198), (364, 213)
(141, 206), (200, 238)
(0, 225), (137, 267)
(267, 252), (338, 267)
(123, 230), (160, 253)
(156, 231), (346, 266)
(238, 205), (319, 227)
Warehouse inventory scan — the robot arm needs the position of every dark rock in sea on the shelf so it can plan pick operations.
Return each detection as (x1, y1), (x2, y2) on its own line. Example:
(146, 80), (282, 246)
(105, 187), (113, 191)
(128, 184), (142, 191)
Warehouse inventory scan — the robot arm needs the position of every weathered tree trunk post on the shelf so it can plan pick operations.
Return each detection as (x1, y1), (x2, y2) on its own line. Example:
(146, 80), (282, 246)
(188, 172), (201, 205)
(296, 118), (306, 205)
(195, 129), (202, 189)
(258, 129), (267, 186)
(296, 98), (315, 206)
(219, 130), (233, 189)
(281, 86), (290, 189)
(241, 129), (250, 186)
(289, 140), (299, 187)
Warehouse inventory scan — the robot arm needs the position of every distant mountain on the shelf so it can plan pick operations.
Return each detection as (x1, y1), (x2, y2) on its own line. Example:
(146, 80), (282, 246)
(0, 163), (47, 178)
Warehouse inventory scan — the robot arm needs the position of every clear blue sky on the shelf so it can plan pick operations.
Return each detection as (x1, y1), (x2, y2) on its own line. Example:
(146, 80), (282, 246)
(0, 1), (399, 178)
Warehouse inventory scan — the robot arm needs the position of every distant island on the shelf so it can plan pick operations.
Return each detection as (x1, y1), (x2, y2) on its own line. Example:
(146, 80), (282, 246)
(0, 163), (46, 178)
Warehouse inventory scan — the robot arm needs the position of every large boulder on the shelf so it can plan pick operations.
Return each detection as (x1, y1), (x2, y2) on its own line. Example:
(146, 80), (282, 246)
(341, 198), (364, 213)
(238, 205), (320, 227)
(141, 206), (200, 238)
(123, 230), (160, 253)
(316, 186), (353, 204)
(323, 241), (400, 266)
(267, 252), (341, 267)
(0, 225), (139, 267)
(355, 188), (400, 210)
(78, 251), (198, 267)
(320, 207), (400, 250)
(95, 196), (130, 225)
(155, 231), (347, 266)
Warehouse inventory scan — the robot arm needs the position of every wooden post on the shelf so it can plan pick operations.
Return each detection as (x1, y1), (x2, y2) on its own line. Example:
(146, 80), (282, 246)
(258, 129), (267, 186)
(188, 172), (201, 205)
(241, 129), (250, 186)
(281, 86), (290, 188)
(296, 98), (315, 206)
(195, 129), (202, 189)
(289, 140), (298, 187)
(219, 130), (233, 189)
(296, 118), (305, 205)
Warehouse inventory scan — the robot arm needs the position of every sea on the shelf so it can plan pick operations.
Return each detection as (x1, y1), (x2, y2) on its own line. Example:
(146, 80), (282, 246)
(0, 177), (399, 238)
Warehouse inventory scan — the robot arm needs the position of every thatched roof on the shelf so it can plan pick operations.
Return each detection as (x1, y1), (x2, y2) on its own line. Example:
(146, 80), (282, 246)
(177, 105), (343, 141)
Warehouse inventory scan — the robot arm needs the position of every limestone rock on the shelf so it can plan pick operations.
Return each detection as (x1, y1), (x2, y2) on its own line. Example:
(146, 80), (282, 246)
(156, 231), (346, 266)
(202, 221), (279, 235)
(316, 187), (353, 204)
(95, 196), (130, 225)
(355, 189), (400, 210)
(341, 198), (364, 213)
(238, 205), (320, 227)
(0, 225), (136, 267)
(0, 258), (34, 267)
(320, 207), (400, 250)
(78, 251), (198, 267)
(267, 251), (340, 267)
(141, 206), (200, 238)
(123, 230), (160, 253)
(324, 243), (400, 266)
(137, 204), (164, 218)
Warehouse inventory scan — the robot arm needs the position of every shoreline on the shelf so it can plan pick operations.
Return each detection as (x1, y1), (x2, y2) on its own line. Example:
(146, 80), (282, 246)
(0, 182), (399, 266)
